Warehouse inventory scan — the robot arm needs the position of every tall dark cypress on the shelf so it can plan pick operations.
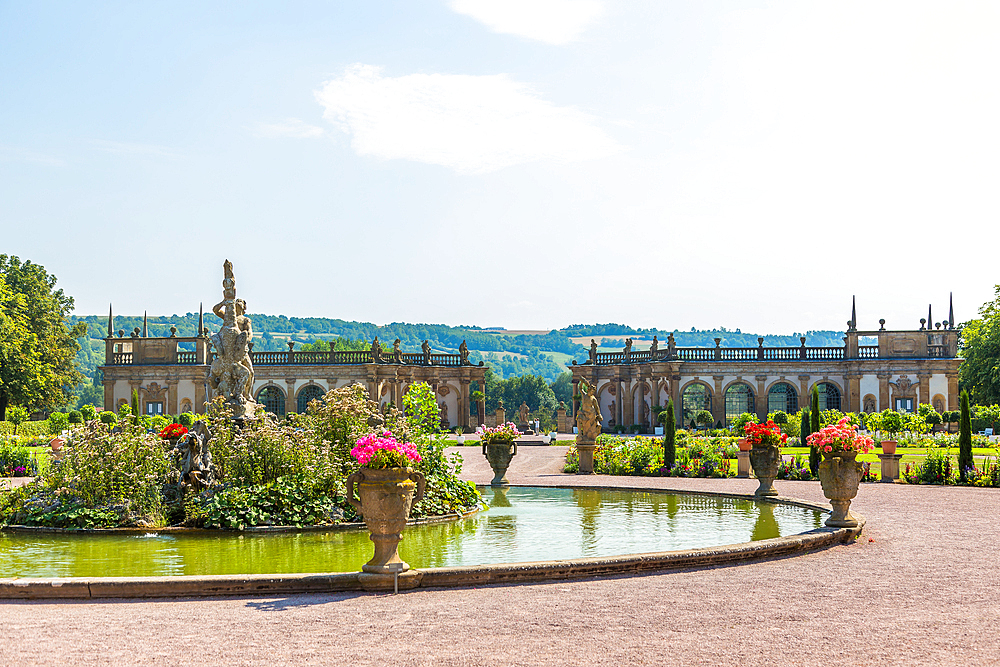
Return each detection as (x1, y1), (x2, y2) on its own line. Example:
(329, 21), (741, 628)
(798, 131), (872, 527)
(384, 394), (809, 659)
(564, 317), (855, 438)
(663, 398), (676, 470)
(958, 390), (973, 483)
(808, 385), (821, 475)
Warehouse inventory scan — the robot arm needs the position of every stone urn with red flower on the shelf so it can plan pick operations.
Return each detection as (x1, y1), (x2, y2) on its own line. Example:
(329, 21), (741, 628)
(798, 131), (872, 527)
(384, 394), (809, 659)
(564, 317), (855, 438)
(158, 423), (189, 447)
(346, 432), (426, 589)
(743, 420), (787, 497)
(807, 417), (873, 527)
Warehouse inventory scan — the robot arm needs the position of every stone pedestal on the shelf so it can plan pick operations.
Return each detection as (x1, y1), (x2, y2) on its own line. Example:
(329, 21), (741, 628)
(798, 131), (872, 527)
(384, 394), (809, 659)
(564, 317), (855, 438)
(749, 446), (781, 496)
(577, 443), (597, 474)
(483, 441), (516, 486)
(736, 451), (751, 478)
(877, 453), (903, 482)
(556, 407), (568, 433)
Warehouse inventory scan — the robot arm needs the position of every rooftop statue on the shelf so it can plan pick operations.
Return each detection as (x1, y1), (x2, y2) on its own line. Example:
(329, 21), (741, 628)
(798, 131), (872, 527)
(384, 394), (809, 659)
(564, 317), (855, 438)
(208, 260), (259, 420)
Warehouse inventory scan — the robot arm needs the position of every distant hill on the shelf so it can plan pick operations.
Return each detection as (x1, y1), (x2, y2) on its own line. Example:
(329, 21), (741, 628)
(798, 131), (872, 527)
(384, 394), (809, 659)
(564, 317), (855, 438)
(69, 313), (850, 385)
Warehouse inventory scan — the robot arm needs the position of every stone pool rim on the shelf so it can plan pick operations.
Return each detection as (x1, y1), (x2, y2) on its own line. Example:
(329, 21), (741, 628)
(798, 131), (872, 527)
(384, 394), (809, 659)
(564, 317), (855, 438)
(0, 484), (864, 599)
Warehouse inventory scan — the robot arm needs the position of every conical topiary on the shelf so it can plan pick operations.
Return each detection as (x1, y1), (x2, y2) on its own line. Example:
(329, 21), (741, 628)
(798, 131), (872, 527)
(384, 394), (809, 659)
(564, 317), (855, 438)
(663, 398), (676, 471)
(958, 390), (973, 483)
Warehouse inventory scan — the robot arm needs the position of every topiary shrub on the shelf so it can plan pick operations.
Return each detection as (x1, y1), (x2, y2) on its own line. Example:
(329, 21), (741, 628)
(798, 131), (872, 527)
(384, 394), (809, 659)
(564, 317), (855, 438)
(98, 411), (118, 426)
(68, 410), (84, 424)
(80, 405), (98, 422)
(177, 412), (195, 427)
(48, 412), (69, 434)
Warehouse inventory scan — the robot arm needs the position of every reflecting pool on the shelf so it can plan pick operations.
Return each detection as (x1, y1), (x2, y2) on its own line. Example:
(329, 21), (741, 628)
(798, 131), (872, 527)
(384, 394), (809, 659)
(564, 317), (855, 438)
(0, 487), (823, 578)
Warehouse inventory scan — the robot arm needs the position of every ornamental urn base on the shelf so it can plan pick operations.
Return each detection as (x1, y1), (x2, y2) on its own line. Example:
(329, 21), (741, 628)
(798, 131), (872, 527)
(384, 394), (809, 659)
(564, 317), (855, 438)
(483, 441), (517, 486)
(346, 467), (426, 574)
(818, 456), (862, 528)
(358, 570), (424, 591)
(749, 446), (781, 496)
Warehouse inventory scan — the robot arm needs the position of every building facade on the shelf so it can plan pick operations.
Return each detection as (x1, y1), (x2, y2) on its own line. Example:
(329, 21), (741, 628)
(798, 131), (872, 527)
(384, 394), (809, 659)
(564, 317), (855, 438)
(570, 316), (962, 430)
(101, 328), (486, 430)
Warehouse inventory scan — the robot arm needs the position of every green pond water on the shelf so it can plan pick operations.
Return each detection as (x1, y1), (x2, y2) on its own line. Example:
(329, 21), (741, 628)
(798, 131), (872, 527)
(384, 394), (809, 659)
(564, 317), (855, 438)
(0, 487), (823, 578)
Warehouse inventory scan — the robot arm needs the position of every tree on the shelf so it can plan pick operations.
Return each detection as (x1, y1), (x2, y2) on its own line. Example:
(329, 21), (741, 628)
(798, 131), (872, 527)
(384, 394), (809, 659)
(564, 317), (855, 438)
(808, 386), (821, 476)
(0, 256), (85, 420)
(959, 286), (1000, 405)
(662, 398), (676, 470)
(403, 382), (440, 435)
(550, 372), (574, 407)
(959, 390), (973, 483)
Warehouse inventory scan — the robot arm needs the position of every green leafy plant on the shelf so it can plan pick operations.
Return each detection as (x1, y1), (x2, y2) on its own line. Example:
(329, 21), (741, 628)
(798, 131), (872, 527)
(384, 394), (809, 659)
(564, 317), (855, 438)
(959, 390), (973, 482)
(662, 398), (676, 470)
(403, 382), (441, 435)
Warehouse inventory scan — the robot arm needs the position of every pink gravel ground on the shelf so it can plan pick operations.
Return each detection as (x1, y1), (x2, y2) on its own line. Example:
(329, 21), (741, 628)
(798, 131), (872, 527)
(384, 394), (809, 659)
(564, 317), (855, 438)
(2, 444), (999, 666)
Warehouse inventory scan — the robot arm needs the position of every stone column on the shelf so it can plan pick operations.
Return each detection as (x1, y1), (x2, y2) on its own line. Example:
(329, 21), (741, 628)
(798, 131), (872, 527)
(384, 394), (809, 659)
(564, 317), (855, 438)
(755, 375), (768, 420)
(878, 372), (891, 412)
(624, 378), (634, 428)
(285, 378), (297, 415)
(103, 378), (115, 412)
(671, 375), (681, 424)
(798, 375), (811, 408)
(460, 379), (470, 429)
(712, 375), (725, 428)
(167, 379), (179, 415)
(917, 373), (931, 407)
(194, 377), (207, 414)
(947, 372), (960, 411)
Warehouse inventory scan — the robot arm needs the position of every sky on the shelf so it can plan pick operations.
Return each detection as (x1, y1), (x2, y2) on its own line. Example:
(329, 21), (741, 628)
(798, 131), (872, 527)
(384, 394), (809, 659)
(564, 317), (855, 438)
(2, 1), (998, 334)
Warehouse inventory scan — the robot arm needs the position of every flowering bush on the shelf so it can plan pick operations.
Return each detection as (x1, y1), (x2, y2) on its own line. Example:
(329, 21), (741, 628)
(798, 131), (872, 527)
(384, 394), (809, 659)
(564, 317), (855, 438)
(351, 432), (422, 469)
(477, 422), (521, 445)
(806, 417), (874, 455)
(775, 454), (814, 481)
(158, 423), (188, 440)
(743, 420), (787, 448)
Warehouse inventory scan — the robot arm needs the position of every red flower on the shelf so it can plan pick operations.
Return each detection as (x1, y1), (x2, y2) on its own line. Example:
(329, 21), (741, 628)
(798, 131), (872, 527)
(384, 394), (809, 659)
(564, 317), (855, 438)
(158, 423), (188, 439)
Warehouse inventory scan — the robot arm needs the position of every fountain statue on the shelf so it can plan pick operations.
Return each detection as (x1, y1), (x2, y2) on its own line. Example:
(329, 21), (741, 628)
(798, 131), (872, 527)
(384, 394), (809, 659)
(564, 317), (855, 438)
(575, 380), (603, 474)
(208, 260), (259, 420)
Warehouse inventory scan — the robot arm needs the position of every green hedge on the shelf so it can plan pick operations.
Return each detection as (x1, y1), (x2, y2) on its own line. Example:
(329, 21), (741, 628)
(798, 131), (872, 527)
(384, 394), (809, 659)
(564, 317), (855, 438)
(0, 419), (56, 437)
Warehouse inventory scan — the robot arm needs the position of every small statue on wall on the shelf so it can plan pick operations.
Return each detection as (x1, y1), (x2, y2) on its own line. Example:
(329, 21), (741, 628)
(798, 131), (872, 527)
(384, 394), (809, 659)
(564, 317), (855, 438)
(459, 340), (470, 365)
(519, 401), (530, 425)
(439, 401), (450, 429)
(589, 340), (598, 364)
(650, 336), (659, 359)
(370, 337), (383, 363)
(393, 338), (403, 363)
(422, 340), (432, 365)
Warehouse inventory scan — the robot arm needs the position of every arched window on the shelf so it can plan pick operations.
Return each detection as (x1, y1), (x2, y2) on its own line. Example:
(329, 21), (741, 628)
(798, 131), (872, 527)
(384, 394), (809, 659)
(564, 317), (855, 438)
(297, 385), (325, 413)
(724, 384), (755, 426)
(767, 383), (798, 414)
(681, 384), (712, 428)
(816, 382), (841, 411)
(256, 386), (286, 416)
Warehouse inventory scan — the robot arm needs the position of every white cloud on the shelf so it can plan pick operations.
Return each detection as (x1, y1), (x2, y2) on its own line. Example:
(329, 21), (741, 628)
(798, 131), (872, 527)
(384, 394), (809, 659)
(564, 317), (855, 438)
(449, 0), (604, 45)
(253, 118), (325, 139)
(314, 64), (622, 173)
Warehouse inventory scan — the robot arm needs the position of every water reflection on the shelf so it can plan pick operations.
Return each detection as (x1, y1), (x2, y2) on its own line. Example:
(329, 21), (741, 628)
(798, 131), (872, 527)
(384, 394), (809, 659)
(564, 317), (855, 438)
(0, 487), (824, 578)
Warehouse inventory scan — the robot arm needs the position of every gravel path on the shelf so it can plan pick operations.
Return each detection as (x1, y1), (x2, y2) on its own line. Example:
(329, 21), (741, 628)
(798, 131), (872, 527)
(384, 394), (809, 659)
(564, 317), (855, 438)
(2, 446), (998, 666)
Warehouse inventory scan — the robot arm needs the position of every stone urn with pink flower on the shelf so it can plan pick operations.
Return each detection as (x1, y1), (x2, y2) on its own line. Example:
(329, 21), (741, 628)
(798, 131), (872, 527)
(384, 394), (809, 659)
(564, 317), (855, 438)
(346, 432), (426, 589)
(477, 422), (521, 486)
(807, 417), (874, 527)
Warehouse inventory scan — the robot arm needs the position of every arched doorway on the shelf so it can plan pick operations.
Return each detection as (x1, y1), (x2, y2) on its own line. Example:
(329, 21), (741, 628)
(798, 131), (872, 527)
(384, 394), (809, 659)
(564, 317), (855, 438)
(256, 386), (286, 416)
(816, 382), (841, 411)
(681, 383), (712, 428)
(767, 383), (798, 414)
(724, 383), (755, 426)
(297, 385), (325, 413)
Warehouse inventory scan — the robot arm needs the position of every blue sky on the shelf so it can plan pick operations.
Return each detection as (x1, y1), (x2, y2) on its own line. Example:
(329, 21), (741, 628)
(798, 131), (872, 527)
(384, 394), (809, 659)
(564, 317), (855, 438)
(2, 1), (998, 333)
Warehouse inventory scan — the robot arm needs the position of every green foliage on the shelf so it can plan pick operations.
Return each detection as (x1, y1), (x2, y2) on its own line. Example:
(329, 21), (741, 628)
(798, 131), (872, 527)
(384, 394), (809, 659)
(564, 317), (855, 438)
(0, 438), (37, 476)
(903, 449), (955, 485)
(48, 411), (69, 433)
(408, 434), (481, 519)
(98, 411), (117, 426)
(771, 411), (788, 425)
(694, 410), (713, 428)
(0, 255), (85, 420)
(6, 406), (28, 433)
(20, 421), (173, 527)
(68, 410), (83, 424)
(663, 399), (676, 469)
(403, 382), (441, 435)
(80, 404), (97, 422)
(730, 412), (758, 434)
(130, 388), (139, 420)
(191, 476), (341, 530)
(959, 390), (973, 482)
(177, 412), (195, 427)
(958, 285), (1000, 405)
